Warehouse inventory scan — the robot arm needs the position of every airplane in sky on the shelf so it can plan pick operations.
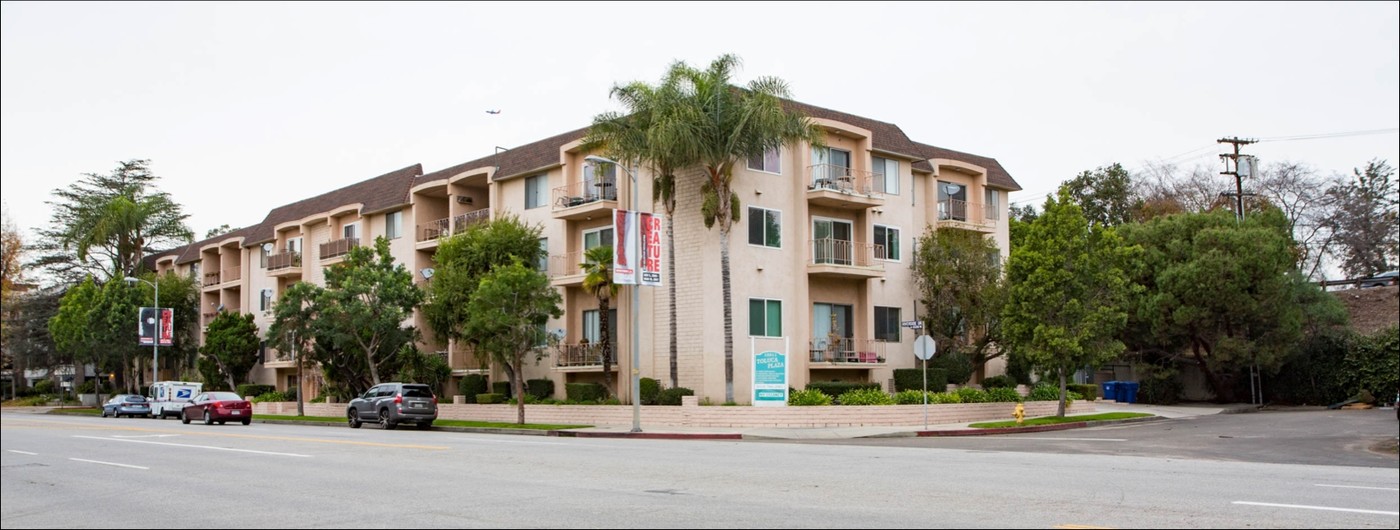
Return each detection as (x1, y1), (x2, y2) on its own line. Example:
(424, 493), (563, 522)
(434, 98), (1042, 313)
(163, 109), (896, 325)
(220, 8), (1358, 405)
(486, 109), (501, 114)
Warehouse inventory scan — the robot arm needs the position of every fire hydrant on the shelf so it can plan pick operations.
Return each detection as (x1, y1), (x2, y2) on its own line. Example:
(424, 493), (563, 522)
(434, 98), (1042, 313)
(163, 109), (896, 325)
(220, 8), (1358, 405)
(1014, 402), (1025, 426)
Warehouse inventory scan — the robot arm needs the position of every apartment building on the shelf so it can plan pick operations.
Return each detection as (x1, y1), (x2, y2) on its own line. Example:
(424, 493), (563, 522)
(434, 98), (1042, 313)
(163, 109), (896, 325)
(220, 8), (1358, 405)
(146, 100), (1020, 404)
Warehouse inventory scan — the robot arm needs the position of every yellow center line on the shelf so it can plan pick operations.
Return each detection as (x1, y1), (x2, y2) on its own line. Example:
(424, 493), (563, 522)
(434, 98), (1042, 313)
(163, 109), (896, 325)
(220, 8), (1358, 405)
(1054, 525), (1115, 529)
(1, 416), (449, 450)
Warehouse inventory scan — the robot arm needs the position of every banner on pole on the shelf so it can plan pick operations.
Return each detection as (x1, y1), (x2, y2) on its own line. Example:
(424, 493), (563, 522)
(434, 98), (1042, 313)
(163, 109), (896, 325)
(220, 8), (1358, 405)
(138, 307), (174, 346)
(613, 209), (663, 287)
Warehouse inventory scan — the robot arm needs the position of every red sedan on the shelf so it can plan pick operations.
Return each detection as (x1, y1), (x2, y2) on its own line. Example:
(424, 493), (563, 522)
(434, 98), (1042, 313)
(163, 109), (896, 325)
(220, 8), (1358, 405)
(181, 391), (253, 426)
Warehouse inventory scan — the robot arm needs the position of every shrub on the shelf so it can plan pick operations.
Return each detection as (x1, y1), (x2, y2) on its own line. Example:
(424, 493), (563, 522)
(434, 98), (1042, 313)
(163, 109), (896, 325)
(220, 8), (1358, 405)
(1340, 326), (1399, 403)
(930, 350), (975, 385)
(929, 392), (963, 404)
(893, 368), (948, 393)
(837, 388), (896, 406)
(639, 378), (661, 405)
(565, 383), (607, 402)
(458, 374), (489, 404)
(895, 390), (932, 405)
(955, 387), (990, 403)
(807, 381), (881, 400)
(980, 375), (1016, 389)
(788, 389), (833, 406)
(33, 380), (55, 395)
(526, 379), (555, 401)
(1135, 362), (1183, 405)
(657, 387), (694, 406)
(492, 381), (513, 398)
(237, 384), (275, 399)
(1066, 383), (1098, 401)
(985, 387), (1022, 403)
(1027, 384), (1060, 401)
(310, 395), (327, 403)
(475, 393), (505, 405)
(252, 391), (290, 403)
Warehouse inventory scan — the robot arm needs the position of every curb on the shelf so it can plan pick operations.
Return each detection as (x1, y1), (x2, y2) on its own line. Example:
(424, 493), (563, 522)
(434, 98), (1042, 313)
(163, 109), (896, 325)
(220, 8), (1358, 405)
(915, 415), (1166, 437)
(551, 431), (742, 440)
(252, 418), (552, 436)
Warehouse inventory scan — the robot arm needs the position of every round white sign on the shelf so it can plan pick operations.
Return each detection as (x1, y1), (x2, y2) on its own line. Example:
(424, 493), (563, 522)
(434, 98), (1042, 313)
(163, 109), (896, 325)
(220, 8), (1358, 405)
(914, 335), (936, 361)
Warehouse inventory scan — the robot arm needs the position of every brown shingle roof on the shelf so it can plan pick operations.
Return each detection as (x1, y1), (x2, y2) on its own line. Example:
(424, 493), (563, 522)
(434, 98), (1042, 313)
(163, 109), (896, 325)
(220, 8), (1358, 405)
(418, 127), (589, 185)
(162, 225), (256, 265)
(912, 142), (1021, 192)
(241, 164), (423, 246)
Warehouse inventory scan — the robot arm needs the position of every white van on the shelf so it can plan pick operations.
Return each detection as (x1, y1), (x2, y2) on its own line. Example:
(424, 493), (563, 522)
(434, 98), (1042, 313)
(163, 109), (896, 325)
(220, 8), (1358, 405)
(148, 381), (203, 419)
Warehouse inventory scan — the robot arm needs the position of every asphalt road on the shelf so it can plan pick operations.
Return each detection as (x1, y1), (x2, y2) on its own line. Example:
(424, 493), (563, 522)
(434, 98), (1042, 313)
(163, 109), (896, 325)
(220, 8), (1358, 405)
(3, 410), (1397, 528)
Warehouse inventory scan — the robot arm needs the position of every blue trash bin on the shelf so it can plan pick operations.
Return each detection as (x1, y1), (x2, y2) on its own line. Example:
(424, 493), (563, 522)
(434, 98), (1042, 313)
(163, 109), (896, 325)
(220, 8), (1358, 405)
(1121, 381), (1140, 404)
(1101, 381), (1118, 402)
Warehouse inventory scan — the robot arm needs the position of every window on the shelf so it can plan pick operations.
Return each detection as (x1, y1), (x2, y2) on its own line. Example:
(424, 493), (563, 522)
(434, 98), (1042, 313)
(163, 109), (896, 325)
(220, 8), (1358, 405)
(385, 211), (403, 240)
(812, 218), (853, 265)
(582, 309), (618, 345)
(343, 223), (358, 240)
(259, 341), (269, 363)
(583, 162), (617, 201)
(260, 244), (269, 268)
(810, 147), (852, 189)
(748, 299), (782, 337)
(938, 182), (968, 221)
(747, 147), (780, 173)
(984, 187), (1000, 219)
(872, 156), (900, 195)
(537, 238), (548, 271)
(259, 289), (274, 312)
(525, 174), (547, 209)
(583, 227), (613, 250)
(874, 225), (900, 261)
(875, 306), (901, 342)
(286, 237), (302, 254)
(747, 206), (781, 248)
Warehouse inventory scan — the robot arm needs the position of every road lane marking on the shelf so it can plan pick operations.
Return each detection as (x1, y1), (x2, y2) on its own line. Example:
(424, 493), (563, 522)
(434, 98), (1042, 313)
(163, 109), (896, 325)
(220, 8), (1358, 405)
(4, 417), (448, 450)
(112, 434), (181, 439)
(69, 458), (149, 470)
(1054, 525), (1115, 529)
(1233, 501), (1399, 516)
(7, 450), (39, 455)
(1001, 437), (1127, 442)
(74, 436), (312, 458)
(1315, 484), (1400, 492)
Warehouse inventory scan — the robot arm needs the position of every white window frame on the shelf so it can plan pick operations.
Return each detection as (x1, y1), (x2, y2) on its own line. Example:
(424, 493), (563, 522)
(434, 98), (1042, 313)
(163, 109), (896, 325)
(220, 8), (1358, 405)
(525, 174), (547, 210)
(747, 147), (781, 174)
(259, 289), (274, 312)
(385, 211), (403, 240)
(874, 224), (901, 262)
(537, 238), (548, 271)
(874, 306), (902, 343)
(872, 156), (900, 195)
(342, 223), (359, 240)
(746, 206), (782, 249)
(748, 298), (783, 338)
(583, 226), (614, 251)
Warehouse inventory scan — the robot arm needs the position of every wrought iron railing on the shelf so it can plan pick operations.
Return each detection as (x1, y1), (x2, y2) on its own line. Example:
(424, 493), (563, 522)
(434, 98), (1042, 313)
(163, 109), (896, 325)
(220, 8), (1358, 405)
(419, 218), (450, 242)
(807, 164), (877, 195)
(554, 343), (610, 367)
(807, 338), (888, 364)
(452, 209), (491, 233)
(810, 239), (882, 268)
(551, 177), (618, 210)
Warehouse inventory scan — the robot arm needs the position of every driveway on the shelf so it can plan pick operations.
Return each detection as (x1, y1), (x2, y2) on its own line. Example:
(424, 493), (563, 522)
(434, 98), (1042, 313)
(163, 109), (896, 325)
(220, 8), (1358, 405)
(769, 407), (1400, 468)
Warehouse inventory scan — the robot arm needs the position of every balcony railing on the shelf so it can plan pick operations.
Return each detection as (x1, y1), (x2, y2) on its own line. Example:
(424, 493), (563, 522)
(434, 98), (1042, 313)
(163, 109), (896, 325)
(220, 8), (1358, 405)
(551, 177), (618, 211)
(808, 338), (888, 364)
(937, 199), (998, 225)
(203, 271), (221, 285)
(201, 311), (218, 321)
(810, 239), (882, 268)
(319, 237), (359, 260)
(554, 343), (612, 368)
(453, 209), (491, 234)
(268, 250), (302, 271)
(807, 164), (877, 195)
(221, 266), (241, 284)
(547, 251), (584, 278)
(419, 218), (450, 242)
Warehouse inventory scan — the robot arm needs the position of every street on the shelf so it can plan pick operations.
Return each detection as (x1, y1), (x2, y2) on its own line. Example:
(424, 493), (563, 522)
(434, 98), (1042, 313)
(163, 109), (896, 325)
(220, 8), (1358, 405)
(3, 411), (1397, 528)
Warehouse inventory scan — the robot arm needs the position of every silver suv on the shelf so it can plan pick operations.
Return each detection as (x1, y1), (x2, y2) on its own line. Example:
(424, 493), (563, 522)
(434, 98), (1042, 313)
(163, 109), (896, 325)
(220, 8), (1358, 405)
(347, 383), (437, 430)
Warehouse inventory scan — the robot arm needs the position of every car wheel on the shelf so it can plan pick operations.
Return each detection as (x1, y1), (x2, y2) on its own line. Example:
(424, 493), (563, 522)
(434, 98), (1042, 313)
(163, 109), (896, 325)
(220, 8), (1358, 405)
(347, 409), (361, 429)
(203, 410), (213, 426)
(101, 409), (108, 418)
(379, 409), (396, 430)
(218, 421), (226, 425)
(241, 418), (251, 426)
(181, 411), (191, 425)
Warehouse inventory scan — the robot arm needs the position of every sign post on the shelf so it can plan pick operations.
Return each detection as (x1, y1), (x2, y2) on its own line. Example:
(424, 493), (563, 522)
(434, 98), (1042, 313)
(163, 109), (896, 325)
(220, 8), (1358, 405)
(913, 334), (937, 430)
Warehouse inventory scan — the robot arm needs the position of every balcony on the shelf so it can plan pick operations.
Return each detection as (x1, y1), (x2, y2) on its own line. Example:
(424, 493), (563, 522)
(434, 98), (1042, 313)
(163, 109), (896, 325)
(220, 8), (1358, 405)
(201, 311), (218, 321)
(553, 343), (612, 371)
(268, 250), (302, 278)
(202, 271), (221, 291)
(935, 199), (998, 232)
(221, 266), (241, 286)
(552, 178), (618, 221)
(807, 239), (885, 279)
(808, 338), (888, 367)
(548, 251), (585, 287)
(806, 164), (883, 210)
(453, 209), (492, 234)
(319, 237), (359, 263)
(263, 354), (297, 369)
(439, 347), (487, 374)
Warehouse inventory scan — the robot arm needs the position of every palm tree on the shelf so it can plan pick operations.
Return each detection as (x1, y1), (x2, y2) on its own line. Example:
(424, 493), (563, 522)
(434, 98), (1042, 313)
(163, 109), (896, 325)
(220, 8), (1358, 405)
(583, 65), (692, 388)
(668, 55), (824, 402)
(580, 245), (618, 396)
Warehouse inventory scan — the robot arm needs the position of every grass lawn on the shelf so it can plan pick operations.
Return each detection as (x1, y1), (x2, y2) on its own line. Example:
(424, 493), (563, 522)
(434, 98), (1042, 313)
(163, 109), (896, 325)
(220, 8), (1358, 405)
(253, 414), (590, 431)
(969, 412), (1153, 429)
(46, 407), (103, 416)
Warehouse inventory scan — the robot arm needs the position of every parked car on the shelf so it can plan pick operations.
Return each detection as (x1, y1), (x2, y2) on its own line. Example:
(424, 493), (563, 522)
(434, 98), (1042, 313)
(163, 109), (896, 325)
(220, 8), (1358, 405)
(180, 391), (252, 425)
(347, 382), (437, 430)
(101, 394), (151, 418)
(1359, 270), (1398, 288)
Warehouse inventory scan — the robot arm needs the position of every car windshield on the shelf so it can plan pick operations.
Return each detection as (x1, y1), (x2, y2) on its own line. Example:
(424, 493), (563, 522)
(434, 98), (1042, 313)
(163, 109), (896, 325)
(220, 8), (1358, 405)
(124, 395), (147, 402)
(206, 392), (242, 401)
(402, 386), (433, 398)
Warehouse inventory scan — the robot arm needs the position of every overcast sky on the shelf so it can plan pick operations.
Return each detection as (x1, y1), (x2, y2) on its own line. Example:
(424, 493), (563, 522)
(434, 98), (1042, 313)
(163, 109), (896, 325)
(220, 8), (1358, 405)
(3, 2), (1397, 247)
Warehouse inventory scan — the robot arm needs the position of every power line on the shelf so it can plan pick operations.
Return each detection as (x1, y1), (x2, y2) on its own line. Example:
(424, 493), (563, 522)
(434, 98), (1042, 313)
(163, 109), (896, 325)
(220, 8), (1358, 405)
(1257, 128), (1398, 143)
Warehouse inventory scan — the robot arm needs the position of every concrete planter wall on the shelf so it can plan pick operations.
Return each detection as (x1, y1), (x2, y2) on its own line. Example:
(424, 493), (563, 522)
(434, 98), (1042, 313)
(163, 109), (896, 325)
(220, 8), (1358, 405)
(253, 400), (1094, 428)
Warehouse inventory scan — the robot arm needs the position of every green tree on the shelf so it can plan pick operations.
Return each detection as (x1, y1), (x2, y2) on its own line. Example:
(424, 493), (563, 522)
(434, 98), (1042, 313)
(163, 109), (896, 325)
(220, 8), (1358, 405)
(579, 245), (618, 396)
(583, 67), (692, 388)
(318, 237), (423, 387)
(1327, 159), (1398, 277)
(913, 227), (1005, 375)
(34, 160), (193, 284)
(1062, 163), (1136, 227)
(204, 224), (239, 239)
(464, 261), (562, 424)
(199, 312), (260, 391)
(1003, 190), (1135, 416)
(1118, 208), (1346, 401)
(49, 278), (142, 393)
(5, 288), (61, 399)
(657, 54), (824, 402)
(266, 281), (324, 391)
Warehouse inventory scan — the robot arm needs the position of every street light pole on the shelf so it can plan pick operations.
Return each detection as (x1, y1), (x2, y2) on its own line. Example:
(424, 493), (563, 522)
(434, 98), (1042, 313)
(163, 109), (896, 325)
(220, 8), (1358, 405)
(124, 276), (159, 386)
(586, 155), (643, 433)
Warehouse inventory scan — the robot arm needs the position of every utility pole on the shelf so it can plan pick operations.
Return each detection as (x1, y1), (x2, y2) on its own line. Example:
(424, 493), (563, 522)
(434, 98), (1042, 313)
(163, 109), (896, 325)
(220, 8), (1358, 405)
(1217, 136), (1263, 407)
(1217, 137), (1258, 221)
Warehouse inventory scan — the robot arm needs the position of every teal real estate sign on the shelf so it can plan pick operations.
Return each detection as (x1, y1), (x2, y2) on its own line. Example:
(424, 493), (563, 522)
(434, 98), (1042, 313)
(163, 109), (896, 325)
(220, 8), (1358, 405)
(753, 350), (788, 407)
